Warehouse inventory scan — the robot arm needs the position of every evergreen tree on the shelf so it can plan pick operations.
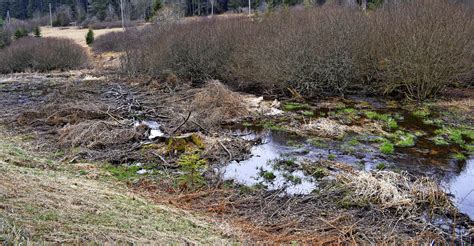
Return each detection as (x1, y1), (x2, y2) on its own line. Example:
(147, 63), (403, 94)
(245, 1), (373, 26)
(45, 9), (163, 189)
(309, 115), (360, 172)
(14, 28), (28, 39)
(85, 28), (94, 45)
(34, 26), (41, 37)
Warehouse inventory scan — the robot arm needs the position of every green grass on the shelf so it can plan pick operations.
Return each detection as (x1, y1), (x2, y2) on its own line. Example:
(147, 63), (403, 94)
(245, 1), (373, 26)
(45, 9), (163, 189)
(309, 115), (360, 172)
(430, 136), (450, 146)
(261, 171), (276, 181)
(451, 153), (467, 161)
(391, 131), (416, 147)
(327, 154), (336, 160)
(412, 108), (430, 118)
(261, 122), (286, 131)
(347, 139), (360, 146)
(379, 142), (395, 154)
(312, 168), (327, 179)
(301, 110), (314, 117)
(375, 163), (386, 170)
(283, 102), (311, 111)
(308, 138), (329, 148)
(103, 164), (141, 181)
(364, 111), (398, 130)
(434, 127), (474, 145)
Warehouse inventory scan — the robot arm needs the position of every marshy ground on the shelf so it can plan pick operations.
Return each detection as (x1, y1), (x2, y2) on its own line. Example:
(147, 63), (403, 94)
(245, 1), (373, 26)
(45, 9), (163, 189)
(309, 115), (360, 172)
(0, 68), (472, 243)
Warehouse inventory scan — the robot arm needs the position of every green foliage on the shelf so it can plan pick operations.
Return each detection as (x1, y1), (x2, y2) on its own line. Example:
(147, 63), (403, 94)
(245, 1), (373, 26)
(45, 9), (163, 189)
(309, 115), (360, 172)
(379, 142), (394, 154)
(153, 0), (163, 13)
(0, 17), (4, 27)
(86, 29), (94, 46)
(14, 28), (28, 40)
(33, 26), (41, 38)
(327, 154), (336, 160)
(177, 153), (208, 190)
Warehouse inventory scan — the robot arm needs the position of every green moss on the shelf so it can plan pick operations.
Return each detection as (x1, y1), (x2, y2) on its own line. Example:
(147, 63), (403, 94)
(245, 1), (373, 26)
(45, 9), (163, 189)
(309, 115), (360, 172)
(379, 142), (394, 154)
(283, 102), (311, 111)
(191, 134), (205, 149)
(451, 153), (467, 161)
(301, 110), (314, 117)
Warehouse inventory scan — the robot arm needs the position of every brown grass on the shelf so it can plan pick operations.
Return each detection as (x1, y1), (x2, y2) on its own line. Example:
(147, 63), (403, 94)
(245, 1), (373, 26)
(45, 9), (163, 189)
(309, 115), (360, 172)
(190, 81), (250, 128)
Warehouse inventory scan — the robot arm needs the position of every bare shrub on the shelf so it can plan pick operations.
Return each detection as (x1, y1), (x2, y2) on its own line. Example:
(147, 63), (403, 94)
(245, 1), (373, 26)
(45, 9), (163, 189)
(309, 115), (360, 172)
(122, 1), (473, 100)
(92, 29), (141, 53)
(190, 81), (249, 128)
(0, 37), (88, 73)
(369, 0), (474, 100)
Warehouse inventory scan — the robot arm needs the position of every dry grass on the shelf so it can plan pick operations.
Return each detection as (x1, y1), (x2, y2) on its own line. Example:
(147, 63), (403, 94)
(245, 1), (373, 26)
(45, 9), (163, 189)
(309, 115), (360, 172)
(337, 170), (451, 210)
(58, 120), (140, 148)
(0, 136), (234, 244)
(41, 26), (125, 48)
(190, 81), (249, 128)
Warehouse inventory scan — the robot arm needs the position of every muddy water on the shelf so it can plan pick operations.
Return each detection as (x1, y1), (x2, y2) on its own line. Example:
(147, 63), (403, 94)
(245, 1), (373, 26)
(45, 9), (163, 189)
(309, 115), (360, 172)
(222, 103), (474, 219)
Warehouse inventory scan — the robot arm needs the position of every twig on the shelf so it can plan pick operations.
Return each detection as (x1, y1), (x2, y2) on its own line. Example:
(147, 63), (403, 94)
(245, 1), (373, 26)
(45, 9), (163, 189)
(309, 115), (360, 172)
(171, 111), (192, 135)
(218, 140), (232, 160)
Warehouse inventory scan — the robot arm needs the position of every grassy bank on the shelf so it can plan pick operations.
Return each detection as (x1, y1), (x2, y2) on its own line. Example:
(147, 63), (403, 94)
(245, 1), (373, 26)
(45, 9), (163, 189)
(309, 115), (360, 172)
(0, 134), (233, 244)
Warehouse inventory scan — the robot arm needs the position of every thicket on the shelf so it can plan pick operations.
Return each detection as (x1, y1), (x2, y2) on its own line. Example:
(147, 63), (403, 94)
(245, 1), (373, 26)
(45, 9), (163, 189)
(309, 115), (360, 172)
(0, 37), (88, 73)
(121, 0), (473, 100)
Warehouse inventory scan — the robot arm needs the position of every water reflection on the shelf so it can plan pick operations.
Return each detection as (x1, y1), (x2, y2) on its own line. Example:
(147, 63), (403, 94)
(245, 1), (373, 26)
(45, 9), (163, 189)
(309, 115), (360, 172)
(444, 158), (474, 219)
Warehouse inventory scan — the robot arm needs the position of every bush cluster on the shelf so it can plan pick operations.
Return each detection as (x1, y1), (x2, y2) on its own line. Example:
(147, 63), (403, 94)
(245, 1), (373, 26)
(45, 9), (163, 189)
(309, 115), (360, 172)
(0, 37), (89, 73)
(121, 0), (473, 100)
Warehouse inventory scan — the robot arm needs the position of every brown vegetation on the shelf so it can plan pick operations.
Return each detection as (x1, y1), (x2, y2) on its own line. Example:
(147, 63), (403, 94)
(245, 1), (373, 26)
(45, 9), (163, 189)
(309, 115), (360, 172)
(0, 37), (88, 73)
(120, 0), (473, 101)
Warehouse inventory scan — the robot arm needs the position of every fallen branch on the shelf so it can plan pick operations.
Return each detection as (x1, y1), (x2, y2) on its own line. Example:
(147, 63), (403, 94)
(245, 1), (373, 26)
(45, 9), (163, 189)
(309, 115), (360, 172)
(172, 111), (192, 135)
